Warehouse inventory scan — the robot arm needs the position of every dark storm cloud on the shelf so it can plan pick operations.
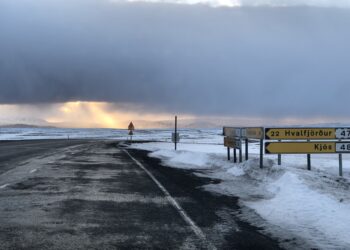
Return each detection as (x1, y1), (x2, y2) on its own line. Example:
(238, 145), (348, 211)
(1, 0), (350, 117)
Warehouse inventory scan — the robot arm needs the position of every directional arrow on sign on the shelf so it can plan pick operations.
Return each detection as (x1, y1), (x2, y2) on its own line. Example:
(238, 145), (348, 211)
(265, 128), (337, 140)
(265, 127), (350, 140)
(265, 142), (336, 154)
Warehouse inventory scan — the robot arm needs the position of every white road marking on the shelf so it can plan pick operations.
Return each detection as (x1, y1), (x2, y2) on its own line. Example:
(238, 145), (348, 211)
(29, 169), (37, 173)
(0, 184), (9, 189)
(123, 149), (217, 250)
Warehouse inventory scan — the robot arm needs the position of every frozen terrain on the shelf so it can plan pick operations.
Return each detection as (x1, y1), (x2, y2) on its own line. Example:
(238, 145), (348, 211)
(0, 127), (221, 143)
(2, 127), (350, 248)
(129, 136), (350, 249)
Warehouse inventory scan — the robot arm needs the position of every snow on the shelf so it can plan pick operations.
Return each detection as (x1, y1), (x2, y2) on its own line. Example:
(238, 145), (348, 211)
(2, 127), (350, 248)
(129, 139), (350, 249)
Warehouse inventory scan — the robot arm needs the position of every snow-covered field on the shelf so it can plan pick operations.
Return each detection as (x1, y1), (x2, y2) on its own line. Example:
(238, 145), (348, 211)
(0, 127), (221, 143)
(129, 137), (350, 249)
(2, 127), (350, 248)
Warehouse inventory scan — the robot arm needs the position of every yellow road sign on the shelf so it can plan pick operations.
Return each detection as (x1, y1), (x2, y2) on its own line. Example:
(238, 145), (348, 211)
(265, 142), (337, 154)
(265, 128), (335, 140)
(223, 127), (241, 137)
(224, 137), (241, 149)
(242, 127), (264, 139)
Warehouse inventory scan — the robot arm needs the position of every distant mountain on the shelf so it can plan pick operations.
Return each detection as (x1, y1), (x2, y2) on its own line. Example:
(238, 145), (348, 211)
(132, 118), (223, 129)
(0, 124), (56, 128)
(0, 116), (56, 128)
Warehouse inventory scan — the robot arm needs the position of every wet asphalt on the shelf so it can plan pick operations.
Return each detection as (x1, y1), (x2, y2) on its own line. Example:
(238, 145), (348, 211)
(0, 140), (282, 249)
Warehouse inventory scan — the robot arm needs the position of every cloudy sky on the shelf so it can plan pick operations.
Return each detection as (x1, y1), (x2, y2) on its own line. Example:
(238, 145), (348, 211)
(1, 0), (350, 128)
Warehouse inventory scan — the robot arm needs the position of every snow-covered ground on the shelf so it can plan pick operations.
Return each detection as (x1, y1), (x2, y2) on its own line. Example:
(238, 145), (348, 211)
(2, 127), (350, 248)
(130, 140), (350, 249)
(0, 127), (221, 142)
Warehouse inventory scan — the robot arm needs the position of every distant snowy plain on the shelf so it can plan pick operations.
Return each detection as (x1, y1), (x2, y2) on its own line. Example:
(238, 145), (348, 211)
(1, 127), (350, 249)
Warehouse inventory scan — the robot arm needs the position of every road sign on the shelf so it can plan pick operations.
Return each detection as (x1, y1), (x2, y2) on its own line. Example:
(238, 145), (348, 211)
(242, 127), (264, 139)
(224, 137), (241, 149)
(265, 141), (350, 154)
(128, 122), (135, 131)
(172, 133), (180, 143)
(223, 127), (241, 138)
(336, 128), (350, 139)
(264, 127), (350, 140)
(336, 143), (350, 152)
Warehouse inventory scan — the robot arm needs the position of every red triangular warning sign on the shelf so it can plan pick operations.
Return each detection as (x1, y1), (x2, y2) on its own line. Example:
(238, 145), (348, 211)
(128, 122), (135, 131)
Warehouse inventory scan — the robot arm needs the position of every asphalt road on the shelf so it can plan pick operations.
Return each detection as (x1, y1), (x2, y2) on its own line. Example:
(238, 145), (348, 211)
(0, 140), (282, 249)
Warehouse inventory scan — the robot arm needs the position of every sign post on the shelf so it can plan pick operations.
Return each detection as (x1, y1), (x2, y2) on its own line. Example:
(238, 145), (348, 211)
(174, 116), (178, 150)
(245, 138), (249, 161)
(339, 139), (343, 177)
(239, 140), (243, 162)
(277, 140), (282, 165)
(260, 139), (263, 169)
(339, 153), (343, 177)
(128, 122), (135, 142)
(307, 139), (311, 170)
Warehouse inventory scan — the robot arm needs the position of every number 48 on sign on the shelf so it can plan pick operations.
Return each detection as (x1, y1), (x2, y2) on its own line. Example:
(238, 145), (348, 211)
(337, 143), (350, 152)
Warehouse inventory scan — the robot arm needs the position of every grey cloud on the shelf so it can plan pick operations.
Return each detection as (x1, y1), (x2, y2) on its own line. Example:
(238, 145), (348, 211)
(1, 0), (350, 118)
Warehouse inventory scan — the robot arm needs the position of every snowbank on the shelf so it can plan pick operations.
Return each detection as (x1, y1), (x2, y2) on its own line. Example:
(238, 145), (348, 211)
(129, 141), (350, 249)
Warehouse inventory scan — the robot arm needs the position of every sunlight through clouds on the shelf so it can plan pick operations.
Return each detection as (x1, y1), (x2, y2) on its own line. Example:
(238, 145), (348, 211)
(109, 0), (350, 8)
(46, 102), (177, 128)
(124, 0), (241, 7)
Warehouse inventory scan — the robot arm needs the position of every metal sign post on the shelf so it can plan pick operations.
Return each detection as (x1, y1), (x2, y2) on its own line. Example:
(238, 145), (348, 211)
(239, 140), (243, 163)
(245, 138), (249, 161)
(260, 139), (263, 169)
(339, 154), (343, 177)
(175, 116), (177, 150)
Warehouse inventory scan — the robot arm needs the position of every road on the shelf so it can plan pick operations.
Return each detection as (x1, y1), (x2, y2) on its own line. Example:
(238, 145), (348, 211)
(0, 140), (282, 249)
